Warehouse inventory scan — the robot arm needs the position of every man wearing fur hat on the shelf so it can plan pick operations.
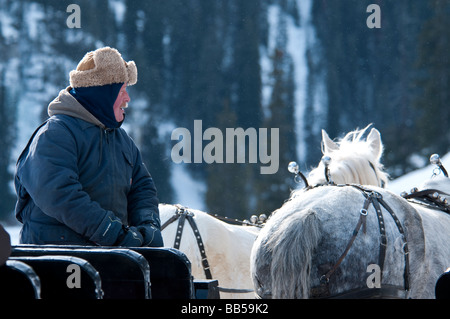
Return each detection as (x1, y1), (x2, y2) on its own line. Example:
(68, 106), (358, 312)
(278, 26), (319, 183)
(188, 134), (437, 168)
(14, 47), (163, 247)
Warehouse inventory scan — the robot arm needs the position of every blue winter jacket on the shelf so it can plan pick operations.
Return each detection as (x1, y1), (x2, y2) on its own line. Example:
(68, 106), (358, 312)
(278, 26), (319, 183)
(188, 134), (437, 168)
(15, 87), (163, 247)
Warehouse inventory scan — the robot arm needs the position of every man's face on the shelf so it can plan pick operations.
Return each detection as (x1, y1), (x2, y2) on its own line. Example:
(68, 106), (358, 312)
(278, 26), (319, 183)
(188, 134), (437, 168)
(113, 83), (130, 122)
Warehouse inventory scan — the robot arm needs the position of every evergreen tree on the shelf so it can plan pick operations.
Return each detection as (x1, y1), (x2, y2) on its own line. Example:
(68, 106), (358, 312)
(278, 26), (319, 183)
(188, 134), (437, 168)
(140, 120), (174, 204)
(205, 103), (253, 219)
(310, 0), (431, 176)
(122, 1), (174, 204)
(255, 13), (297, 215)
(0, 70), (16, 221)
(414, 0), (450, 154)
(232, 0), (263, 129)
(3, 0), (444, 224)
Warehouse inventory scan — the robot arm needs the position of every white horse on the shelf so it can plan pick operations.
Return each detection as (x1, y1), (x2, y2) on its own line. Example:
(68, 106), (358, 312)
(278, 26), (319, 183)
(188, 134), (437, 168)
(308, 125), (389, 187)
(159, 203), (260, 298)
(158, 126), (383, 299)
(250, 127), (450, 298)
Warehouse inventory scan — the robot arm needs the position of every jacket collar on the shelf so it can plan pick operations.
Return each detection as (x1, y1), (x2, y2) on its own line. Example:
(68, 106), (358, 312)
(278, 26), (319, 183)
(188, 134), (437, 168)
(47, 87), (106, 130)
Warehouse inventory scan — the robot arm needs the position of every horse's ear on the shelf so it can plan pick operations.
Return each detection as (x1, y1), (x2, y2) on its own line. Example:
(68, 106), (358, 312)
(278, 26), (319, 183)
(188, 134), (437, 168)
(322, 129), (339, 154)
(366, 128), (383, 159)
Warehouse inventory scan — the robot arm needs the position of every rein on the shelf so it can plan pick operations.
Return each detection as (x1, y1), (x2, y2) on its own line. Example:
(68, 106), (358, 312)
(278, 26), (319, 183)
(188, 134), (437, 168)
(309, 184), (410, 299)
(161, 204), (255, 294)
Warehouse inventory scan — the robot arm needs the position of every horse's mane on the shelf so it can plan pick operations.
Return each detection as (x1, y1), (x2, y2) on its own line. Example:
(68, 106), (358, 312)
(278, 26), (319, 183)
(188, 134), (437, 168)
(307, 125), (389, 188)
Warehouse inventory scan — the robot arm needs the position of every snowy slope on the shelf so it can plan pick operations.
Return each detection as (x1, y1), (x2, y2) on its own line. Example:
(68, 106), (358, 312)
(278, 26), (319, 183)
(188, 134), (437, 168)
(387, 152), (450, 195)
(4, 224), (20, 245)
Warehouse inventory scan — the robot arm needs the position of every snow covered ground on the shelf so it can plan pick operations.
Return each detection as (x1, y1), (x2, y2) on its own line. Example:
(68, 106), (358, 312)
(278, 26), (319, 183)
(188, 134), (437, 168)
(4, 224), (20, 245)
(3, 152), (449, 246)
(387, 152), (450, 194)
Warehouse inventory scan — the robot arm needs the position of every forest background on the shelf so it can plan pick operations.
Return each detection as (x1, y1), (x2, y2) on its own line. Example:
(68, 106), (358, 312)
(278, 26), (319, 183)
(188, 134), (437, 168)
(0, 0), (448, 222)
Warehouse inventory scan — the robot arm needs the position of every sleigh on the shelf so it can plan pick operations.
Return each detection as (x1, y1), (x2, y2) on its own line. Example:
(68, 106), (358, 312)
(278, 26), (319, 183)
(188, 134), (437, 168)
(0, 245), (219, 299)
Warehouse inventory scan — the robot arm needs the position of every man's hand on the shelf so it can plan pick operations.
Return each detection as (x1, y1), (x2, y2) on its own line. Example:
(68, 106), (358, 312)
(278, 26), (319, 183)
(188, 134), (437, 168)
(114, 226), (144, 247)
(136, 223), (164, 247)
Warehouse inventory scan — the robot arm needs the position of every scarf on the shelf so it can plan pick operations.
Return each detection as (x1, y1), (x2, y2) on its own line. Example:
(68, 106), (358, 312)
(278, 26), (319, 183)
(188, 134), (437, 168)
(69, 83), (123, 129)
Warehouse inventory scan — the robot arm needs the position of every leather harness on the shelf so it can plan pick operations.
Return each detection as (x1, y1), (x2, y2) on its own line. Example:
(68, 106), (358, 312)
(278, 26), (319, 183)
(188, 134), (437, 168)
(257, 155), (448, 299)
(307, 184), (410, 299)
(161, 204), (255, 294)
(401, 188), (450, 213)
(311, 184), (450, 299)
(162, 186), (447, 298)
(288, 183), (410, 298)
(161, 205), (212, 279)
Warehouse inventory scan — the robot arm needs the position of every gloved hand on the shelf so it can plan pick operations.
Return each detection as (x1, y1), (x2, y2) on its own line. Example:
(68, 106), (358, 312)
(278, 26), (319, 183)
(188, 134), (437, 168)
(114, 226), (144, 247)
(136, 223), (164, 247)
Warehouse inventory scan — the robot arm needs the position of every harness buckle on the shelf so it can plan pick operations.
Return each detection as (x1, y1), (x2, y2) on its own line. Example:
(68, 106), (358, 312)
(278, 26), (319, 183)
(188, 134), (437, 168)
(402, 242), (409, 255)
(360, 208), (368, 216)
(176, 206), (194, 217)
(186, 210), (194, 217)
(371, 191), (382, 199)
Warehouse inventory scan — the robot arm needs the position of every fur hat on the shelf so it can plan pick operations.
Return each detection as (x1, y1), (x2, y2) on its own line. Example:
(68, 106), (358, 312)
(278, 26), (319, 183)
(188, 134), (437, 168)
(69, 47), (137, 88)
